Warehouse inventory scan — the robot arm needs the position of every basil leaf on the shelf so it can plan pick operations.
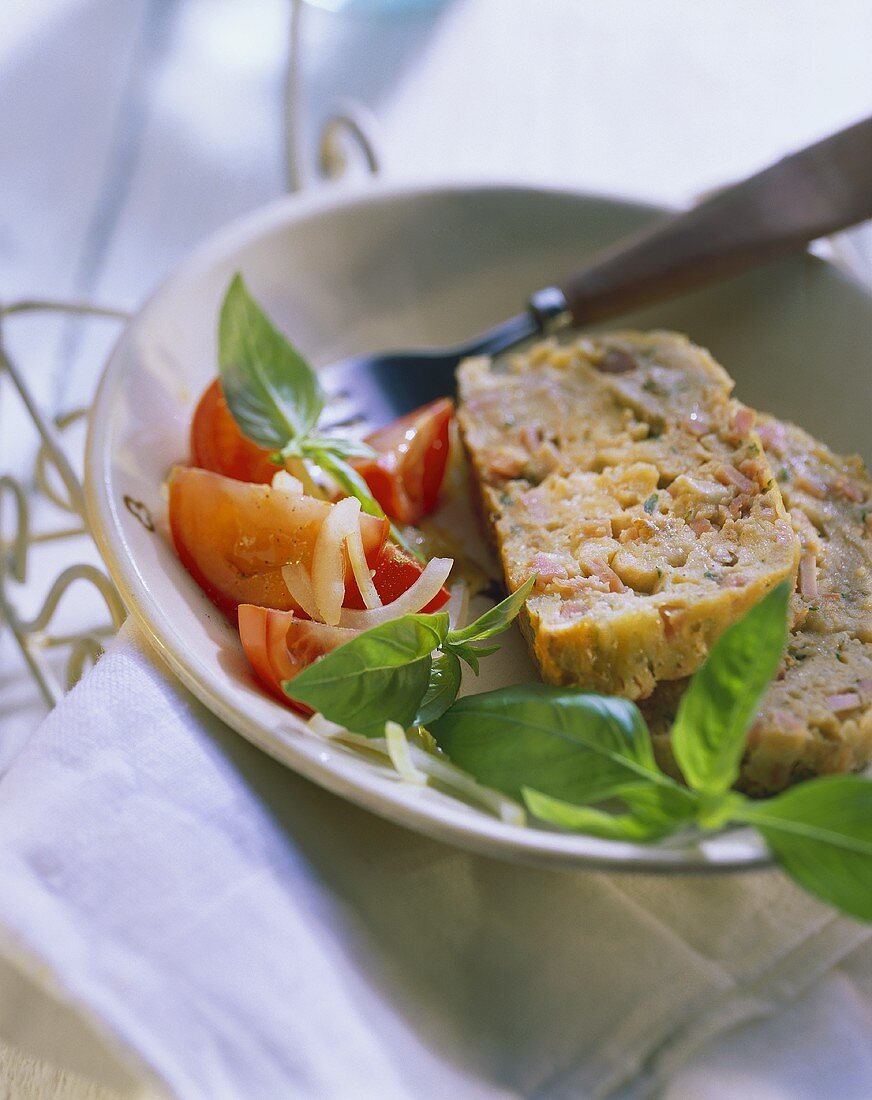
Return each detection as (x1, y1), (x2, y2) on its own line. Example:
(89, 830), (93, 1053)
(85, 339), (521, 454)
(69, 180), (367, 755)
(310, 448), (422, 561)
(445, 576), (535, 647)
(303, 435), (377, 461)
(523, 784), (695, 840)
(430, 685), (664, 805)
(671, 581), (790, 795)
(737, 776), (872, 923)
(288, 612), (449, 737)
(415, 650), (463, 726)
(306, 447), (385, 519)
(219, 274), (324, 448)
(447, 642), (500, 676)
(694, 789), (748, 830)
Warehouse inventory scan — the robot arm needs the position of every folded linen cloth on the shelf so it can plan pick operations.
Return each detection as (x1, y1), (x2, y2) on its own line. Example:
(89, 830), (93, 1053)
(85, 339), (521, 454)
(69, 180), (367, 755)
(0, 623), (868, 1100)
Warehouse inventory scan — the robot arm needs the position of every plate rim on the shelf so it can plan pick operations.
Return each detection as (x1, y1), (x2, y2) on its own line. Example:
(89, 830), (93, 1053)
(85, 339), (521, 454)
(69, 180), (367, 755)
(84, 176), (813, 874)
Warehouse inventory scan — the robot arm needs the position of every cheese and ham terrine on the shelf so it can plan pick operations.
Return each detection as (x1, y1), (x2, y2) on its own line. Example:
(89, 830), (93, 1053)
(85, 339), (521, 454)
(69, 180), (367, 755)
(643, 413), (872, 793)
(457, 332), (800, 699)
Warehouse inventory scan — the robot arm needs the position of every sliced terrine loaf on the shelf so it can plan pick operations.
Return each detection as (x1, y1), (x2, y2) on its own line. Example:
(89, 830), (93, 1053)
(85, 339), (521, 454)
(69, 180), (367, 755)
(457, 332), (800, 699)
(643, 413), (872, 793)
(646, 631), (872, 795)
(756, 413), (872, 641)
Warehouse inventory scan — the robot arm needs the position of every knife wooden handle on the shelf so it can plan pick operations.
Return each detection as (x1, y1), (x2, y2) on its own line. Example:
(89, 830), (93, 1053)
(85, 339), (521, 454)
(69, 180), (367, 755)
(552, 115), (872, 327)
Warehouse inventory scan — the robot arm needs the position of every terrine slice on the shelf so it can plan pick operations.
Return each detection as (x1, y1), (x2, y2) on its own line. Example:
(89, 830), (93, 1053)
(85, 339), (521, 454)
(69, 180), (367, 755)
(642, 412), (872, 793)
(457, 332), (800, 699)
(645, 632), (872, 795)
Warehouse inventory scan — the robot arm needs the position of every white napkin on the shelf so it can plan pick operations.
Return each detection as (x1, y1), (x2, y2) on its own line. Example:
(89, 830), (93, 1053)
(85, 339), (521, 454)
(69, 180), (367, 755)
(0, 623), (868, 1100)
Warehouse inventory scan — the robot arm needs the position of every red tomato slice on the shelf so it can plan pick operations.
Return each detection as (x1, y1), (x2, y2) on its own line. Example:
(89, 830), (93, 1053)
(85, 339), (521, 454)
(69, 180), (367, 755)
(190, 378), (277, 483)
(353, 398), (453, 525)
(169, 466), (388, 617)
(189, 377), (451, 525)
(343, 542), (450, 612)
(238, 604), (358, 713)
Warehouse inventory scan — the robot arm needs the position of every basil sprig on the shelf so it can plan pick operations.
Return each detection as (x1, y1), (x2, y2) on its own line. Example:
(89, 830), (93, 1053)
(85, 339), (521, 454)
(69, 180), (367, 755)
(443, 579), (534, 674)
(430, 686), (665, 805)
(288, 581), (535, 733)
(290, 614), (449, 737)
(446, 581), (533, 648)
(428, 580), (872, 923)
(415, 651), (463, 727)
(670, 583), (790, 794)
(217, 274), (418, 554)
(522, 785), (697, 841)
(735, 778), (872, 918)
(220, 274), (325, 449)
(429, 688), (701, 841)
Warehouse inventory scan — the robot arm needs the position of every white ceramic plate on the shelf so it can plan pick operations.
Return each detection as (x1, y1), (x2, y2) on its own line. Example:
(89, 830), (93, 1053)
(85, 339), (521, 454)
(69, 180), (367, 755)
(85, 180), (872, 873)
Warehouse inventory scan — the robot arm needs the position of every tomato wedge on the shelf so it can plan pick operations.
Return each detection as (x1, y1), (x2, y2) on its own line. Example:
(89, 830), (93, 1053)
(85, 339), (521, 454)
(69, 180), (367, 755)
(190, 378), (276, 483)
(343, 542), (450, 613)
(353, 397), (453, 525)
(189, 377), (452, 526)
(238, 604), (357, 712)
(169, 466), (388, 617)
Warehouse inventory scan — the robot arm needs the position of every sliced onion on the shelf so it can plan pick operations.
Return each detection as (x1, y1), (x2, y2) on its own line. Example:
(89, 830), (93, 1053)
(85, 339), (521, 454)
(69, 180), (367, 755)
(403, 739), (526, 825)
(384, 721), (427, 784)
(311, 724), (527, 824)
(271, 470), (305, 495)
(306, 713), (346, 738)
(346, 507), (382, 610)
(312, 496), (359, 625)
(281, 562), (320, 621)
(338, 557), (453, 629)
(446, 581), (469, 631)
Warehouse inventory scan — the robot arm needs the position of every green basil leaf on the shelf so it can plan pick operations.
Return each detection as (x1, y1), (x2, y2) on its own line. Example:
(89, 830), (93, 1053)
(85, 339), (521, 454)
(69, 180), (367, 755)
(305, 447), (385, 518)
(430, 684), (664, 805)
(288, 612), (450, 737)
(309, 448), (422, 561)
(218, 274), (324, 448)
(448, 642), (501, 675)
(523, 783), (696, 840)
(303, 435), (378, 461)
(445, 576), (535, 647)
(737, 776), (872, 923)
(671, 581), (790, 795)
(415, 650), (463, 726)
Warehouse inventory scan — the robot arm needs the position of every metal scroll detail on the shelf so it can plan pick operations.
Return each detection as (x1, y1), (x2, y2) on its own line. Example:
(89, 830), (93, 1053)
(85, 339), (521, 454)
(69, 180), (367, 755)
(284, 0), (382, 193)
(0, 301), (128, 707)
(1, 11), (381, 715)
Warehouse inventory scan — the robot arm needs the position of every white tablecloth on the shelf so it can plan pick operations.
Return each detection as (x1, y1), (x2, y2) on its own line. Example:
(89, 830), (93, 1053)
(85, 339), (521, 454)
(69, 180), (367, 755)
(6, 621), (871, 1100)
(2, 1), (871, 1096)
